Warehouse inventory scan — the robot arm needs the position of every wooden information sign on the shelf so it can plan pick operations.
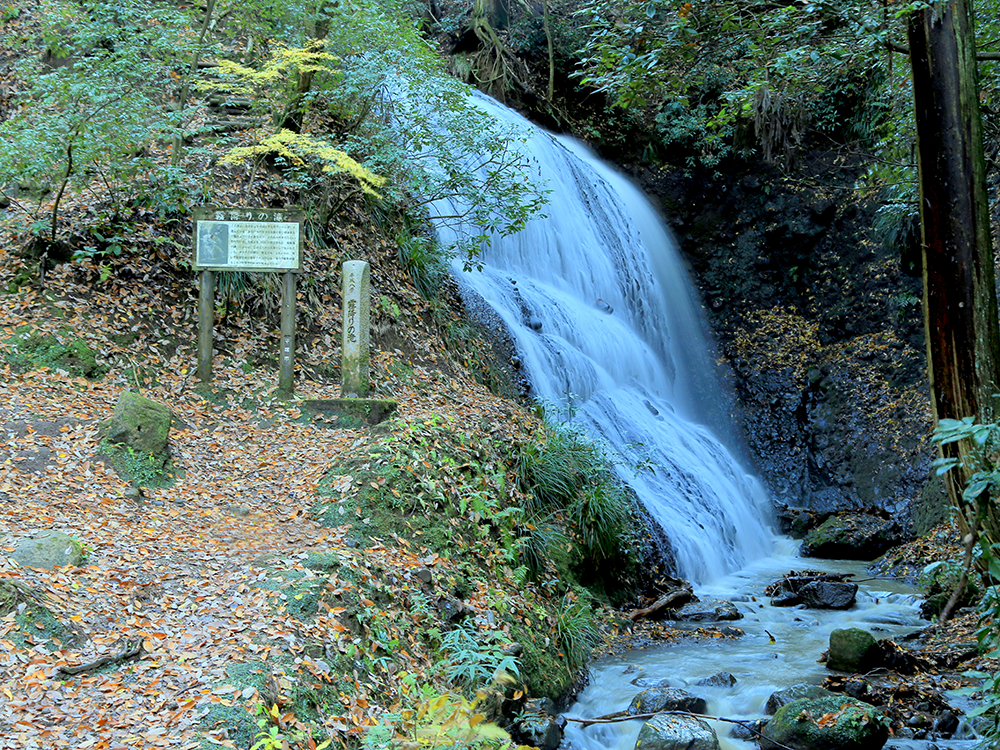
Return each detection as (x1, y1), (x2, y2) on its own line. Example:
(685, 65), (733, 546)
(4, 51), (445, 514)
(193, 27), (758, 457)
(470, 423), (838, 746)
(193, 207), (304, 395)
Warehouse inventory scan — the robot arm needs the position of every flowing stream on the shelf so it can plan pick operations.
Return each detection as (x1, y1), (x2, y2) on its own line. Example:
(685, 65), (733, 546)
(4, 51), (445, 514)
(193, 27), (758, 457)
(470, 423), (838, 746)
(434, 96), (972, 749)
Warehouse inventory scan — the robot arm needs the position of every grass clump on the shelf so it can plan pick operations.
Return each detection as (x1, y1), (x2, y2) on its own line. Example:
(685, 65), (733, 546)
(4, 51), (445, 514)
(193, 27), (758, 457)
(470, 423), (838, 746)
(99, 440), (176, 489)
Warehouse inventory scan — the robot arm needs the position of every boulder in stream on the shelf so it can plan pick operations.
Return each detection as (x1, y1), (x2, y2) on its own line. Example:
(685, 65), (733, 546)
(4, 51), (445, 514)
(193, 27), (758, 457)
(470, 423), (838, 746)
(627, 687), (707, 716)
(800, 512), (903, 560)
(799, 580), (858, 609)
(672, 597), (742, 622)
(765, 684), (836, 715)
(760, 695), (889, 750)
(634, 713), (719, 750)
(827, 628), (878, 672)
(516, 712), (561, 750)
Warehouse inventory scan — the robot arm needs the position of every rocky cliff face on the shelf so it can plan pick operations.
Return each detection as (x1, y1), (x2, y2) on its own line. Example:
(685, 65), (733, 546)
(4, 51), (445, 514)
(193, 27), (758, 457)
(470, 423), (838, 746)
(634, 151), (945, 535)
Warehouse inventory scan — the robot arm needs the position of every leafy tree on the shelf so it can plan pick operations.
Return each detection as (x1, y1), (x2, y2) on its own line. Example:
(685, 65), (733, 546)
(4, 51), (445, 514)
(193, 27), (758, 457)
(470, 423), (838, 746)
(0, 0), (199, 255)
(209, 0), (548, 262)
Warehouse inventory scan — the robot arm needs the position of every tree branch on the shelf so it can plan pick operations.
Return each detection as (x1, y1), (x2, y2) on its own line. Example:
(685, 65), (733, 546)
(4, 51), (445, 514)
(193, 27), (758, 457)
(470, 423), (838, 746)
(886, 38), (1000, 60)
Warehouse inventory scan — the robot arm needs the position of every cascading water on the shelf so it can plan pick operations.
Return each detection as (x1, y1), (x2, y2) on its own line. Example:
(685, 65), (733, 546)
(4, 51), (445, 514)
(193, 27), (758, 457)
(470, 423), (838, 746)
(434, 95), (775, 583)
(430, 95), (971, 750)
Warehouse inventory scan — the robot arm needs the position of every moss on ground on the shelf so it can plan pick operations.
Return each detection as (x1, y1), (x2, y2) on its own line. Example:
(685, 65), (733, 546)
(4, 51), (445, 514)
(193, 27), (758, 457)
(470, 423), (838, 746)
(4, 326), (105, 379)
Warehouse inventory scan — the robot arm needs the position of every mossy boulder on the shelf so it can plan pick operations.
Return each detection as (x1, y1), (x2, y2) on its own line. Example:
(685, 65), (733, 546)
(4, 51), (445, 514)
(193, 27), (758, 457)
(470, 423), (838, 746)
(12, 531), (85, 569)
(828, 628), (878, 673)
(766, 684), (837, 715)
(635, 714), (720, 750)
(760, 695), (889, 750)
(104, 391), (172, 459)
(801, 513), (902, 560)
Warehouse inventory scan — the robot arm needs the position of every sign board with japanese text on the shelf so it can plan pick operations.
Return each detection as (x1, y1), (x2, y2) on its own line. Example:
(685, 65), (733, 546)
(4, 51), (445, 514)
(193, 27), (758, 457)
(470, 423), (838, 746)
(193, 207), (304, 273)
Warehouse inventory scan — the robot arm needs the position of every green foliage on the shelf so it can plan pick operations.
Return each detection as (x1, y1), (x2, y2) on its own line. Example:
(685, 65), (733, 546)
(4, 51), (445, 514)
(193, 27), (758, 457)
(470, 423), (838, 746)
(570, 0), (899, 167)
(100, 441), (174, 489)
(5, 327), (104, 379)
(367, 673), (516, 750)
(932, 417), (1000, 745)
(515, 420), (629, 566)
(397, 230), (448, 299)
(0, 0), (200, 242)
(438, 622), (520, 695)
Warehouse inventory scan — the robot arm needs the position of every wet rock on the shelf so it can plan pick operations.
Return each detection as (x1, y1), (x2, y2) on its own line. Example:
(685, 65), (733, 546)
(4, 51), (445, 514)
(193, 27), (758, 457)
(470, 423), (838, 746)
(527, 316), (543, 332)
(765, 684), (836, 715)
(760, 696), (889, 750)
(828, 628), (878, 672)
(934, 710), (959, 735)
(801, 512), (904, 560)
(631, 676), (672, 689)
(696, 672), (737, 688)
(672, 598), (742, 622)
(516, 712), (561, 750)
(799, 580), (858, 609)
(730, 718), (767, 741)
(771, 590), (802, 607)
(634, 713), (719, 750)
(627, 687), (707, 716)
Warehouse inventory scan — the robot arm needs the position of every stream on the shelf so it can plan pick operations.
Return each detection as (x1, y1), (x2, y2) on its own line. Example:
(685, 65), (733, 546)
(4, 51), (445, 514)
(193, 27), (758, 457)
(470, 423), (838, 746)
(562, 546), (977, 750)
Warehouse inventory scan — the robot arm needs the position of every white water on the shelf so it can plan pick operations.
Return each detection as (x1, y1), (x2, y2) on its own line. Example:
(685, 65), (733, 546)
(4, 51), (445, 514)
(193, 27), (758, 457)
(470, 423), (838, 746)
(562, 554), (976, 750)
(437, 96), (776, 583)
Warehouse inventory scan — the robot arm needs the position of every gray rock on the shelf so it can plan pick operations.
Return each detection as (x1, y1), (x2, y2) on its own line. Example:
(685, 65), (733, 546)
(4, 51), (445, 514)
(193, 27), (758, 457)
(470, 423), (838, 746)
(627, 687), (707, 716)
(770, 590), (801, 607)
(828, 628), (878, 672)
(765, 684), (836, 715)
(801, 512), (903, 560)
(800, 580), (858, 609)
(104, 391), (172, 459)
(634, 714), (719, 750)
(631, 676), (672, 689)
(696, 672), (737, 688)
(673, 598), (742, 622)
(13, 531), (85, 569)
(730, 719), (767, 741)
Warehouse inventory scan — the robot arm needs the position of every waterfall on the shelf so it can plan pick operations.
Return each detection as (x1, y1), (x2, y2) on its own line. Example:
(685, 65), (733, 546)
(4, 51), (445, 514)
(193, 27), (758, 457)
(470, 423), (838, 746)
(434, 96), (776, 584)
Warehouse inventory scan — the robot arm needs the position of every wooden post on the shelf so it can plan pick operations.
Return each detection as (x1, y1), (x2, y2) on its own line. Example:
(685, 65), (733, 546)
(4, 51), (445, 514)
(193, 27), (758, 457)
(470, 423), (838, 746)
(197, 270), (215, 382)
(279, 271), (296, 397)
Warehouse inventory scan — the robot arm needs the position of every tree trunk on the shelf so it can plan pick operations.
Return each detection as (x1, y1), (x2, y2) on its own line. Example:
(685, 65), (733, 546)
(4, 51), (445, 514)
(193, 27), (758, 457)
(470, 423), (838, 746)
(908, 0), (1000, 550)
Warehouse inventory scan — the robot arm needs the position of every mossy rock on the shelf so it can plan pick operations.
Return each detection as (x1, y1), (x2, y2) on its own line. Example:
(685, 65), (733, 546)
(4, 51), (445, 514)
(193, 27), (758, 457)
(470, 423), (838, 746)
(828, 628), (878, 672)
(801, 512), (902, 560)
(104, 391), (172, 457)
(760, 695), (889, 750)
(12, 531), (85, 569)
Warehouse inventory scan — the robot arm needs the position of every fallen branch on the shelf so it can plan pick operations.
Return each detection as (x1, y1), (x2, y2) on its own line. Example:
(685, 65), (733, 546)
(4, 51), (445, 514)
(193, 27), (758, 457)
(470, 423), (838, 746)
(57, 639), (146, 676)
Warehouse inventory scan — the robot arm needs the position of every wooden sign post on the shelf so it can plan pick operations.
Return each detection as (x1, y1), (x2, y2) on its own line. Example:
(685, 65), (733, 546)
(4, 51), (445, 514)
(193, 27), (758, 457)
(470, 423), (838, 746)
(192, 207), (304, 396)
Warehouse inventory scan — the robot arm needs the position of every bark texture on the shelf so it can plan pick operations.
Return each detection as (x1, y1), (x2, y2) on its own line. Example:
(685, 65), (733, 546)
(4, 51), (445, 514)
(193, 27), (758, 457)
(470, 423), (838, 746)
(908, 0), (1000, 544)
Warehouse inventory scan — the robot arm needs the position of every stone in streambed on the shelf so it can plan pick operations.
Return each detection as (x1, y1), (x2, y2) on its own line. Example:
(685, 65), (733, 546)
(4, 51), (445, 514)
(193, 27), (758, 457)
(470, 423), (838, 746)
(765, 683), (836, 715)
(760, 695), (889, 750)
(827, 628), (878, 672)
(627, 687), (706, 716)
(799, 580), (858, 609)
(672, 597), (742, 622)
(634, 713), (719, 750)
